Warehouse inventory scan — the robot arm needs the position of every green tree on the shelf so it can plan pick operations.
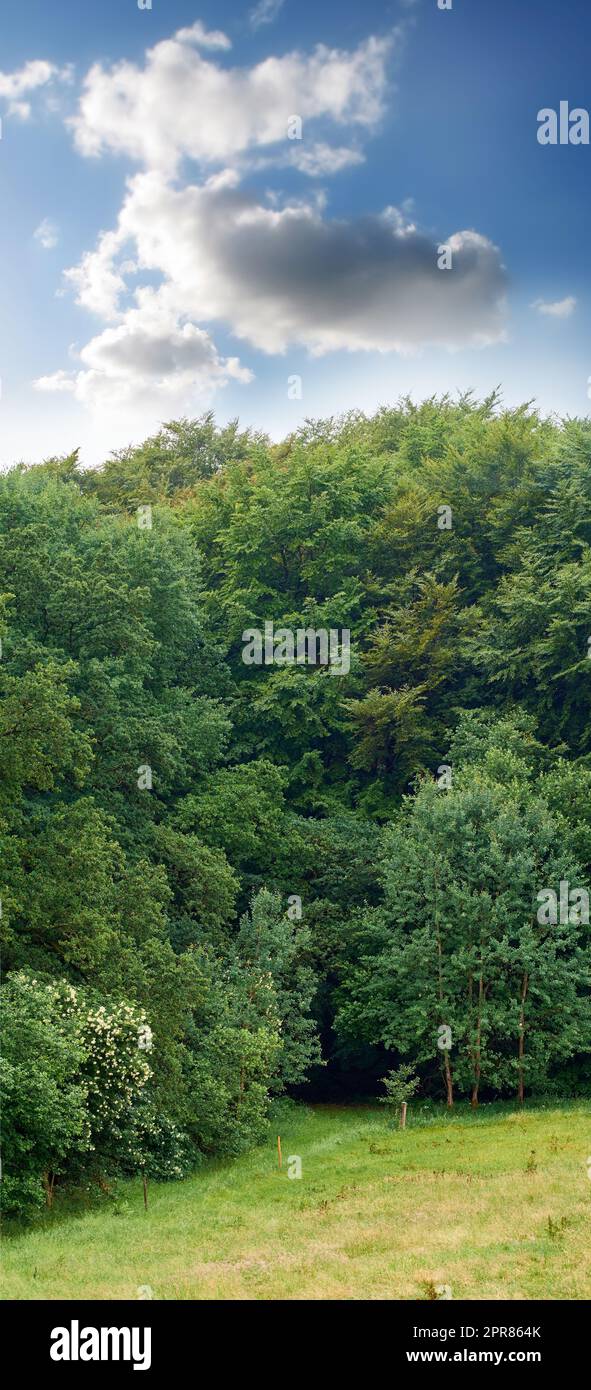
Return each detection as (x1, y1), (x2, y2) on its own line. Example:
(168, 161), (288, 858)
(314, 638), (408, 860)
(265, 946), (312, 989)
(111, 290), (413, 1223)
(0, 973), (89, 1214)
(234, 889), (321, 1089)
(337, 738), (590, 1104)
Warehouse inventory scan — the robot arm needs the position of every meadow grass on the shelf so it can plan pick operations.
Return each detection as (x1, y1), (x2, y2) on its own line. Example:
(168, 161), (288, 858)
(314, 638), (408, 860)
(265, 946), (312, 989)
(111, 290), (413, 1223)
(2, 1101), (590, 1301)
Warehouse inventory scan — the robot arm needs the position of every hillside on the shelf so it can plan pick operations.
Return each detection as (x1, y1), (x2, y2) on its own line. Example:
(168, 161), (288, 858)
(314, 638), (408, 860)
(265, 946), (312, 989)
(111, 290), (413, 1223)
(2, 399), (590, 1227)
(3, 1103), (590, 1301)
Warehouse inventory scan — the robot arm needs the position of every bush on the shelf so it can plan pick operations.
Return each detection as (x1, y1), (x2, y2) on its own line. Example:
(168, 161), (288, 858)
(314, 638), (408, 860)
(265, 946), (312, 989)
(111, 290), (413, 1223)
(379, 1064), (421, 1113)
(121, 1100), (196, 1182)
(0, 972), (153, 1214)
(0, 974), (89, 1215)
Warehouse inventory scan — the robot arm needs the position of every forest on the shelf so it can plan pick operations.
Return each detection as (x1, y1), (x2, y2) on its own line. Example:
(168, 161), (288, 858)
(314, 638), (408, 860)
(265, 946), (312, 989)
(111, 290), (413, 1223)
(1, 392), (590, 1219)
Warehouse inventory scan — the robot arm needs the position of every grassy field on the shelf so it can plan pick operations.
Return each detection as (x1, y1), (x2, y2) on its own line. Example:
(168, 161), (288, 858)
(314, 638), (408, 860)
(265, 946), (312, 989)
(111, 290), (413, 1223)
(2, 1102), (590, 1301)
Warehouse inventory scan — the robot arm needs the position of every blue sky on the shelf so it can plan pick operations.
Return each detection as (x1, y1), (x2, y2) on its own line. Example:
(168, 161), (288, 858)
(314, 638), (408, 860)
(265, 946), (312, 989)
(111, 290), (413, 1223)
(0, 0), (589, 467)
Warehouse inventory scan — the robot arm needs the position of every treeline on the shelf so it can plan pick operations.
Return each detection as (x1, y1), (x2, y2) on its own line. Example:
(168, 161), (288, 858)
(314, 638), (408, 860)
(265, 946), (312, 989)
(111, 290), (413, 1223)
(1, 395), (590, 1216)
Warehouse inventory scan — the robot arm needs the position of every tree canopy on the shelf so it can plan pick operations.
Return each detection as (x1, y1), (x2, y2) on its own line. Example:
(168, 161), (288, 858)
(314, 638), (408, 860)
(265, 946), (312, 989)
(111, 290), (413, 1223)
(1, 395), (589, 1214)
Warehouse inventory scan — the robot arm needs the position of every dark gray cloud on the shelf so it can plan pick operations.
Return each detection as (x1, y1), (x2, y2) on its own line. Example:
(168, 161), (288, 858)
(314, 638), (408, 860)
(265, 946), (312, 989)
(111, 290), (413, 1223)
(105, 173), (508, 355)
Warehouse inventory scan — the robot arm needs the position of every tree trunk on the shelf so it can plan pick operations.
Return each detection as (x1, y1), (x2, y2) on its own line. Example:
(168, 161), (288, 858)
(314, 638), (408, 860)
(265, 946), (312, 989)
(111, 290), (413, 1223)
(43, 1170), (55, 1208)
(443, 1049), (453, 1108)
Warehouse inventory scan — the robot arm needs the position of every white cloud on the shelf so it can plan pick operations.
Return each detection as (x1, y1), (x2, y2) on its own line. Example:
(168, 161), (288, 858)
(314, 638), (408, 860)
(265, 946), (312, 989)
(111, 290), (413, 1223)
(34, 291), (252, 418)
(62, 170), (507, 357)
(63, 229), (130, 318)
(0, 59), (56, 98)
(0, 59), (72, 117)
(35, 369), (77, 393)
(8, 101), (32, 121)
(288, 142), (365, 176)
(530, 296), (576, 319)
(68, 27), (393, 171)
(249, 0), (286, 30)
(232, 141), (365, 180)
(33, 218), (59, 249)
(36, 19), (507, 439)
(174, 21), (232, 49)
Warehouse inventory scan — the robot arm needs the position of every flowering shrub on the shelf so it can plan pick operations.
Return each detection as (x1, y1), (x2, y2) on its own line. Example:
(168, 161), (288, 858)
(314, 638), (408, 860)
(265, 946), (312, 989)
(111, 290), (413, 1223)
(76, 998), (152, 1156)
(0, 972), (154, 1213)
(122, 1099), (195, 1181)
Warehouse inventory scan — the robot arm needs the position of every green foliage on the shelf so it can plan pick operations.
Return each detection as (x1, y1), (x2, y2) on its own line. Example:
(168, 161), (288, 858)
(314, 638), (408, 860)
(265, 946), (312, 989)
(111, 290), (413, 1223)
(234, 889), (322, 1089)
(337, 719), (590, 1103)
(2, 396), (590, 1217)
(122, 1100), (195, 1182)
(379, 1064), (421, 1109)
(0, 974), (152, 1212)
(0, 974), (89, 1215)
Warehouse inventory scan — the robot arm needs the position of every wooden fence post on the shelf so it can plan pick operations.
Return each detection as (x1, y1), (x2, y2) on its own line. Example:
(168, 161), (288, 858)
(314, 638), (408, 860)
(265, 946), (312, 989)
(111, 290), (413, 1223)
(400, 1102), (407, 1130)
